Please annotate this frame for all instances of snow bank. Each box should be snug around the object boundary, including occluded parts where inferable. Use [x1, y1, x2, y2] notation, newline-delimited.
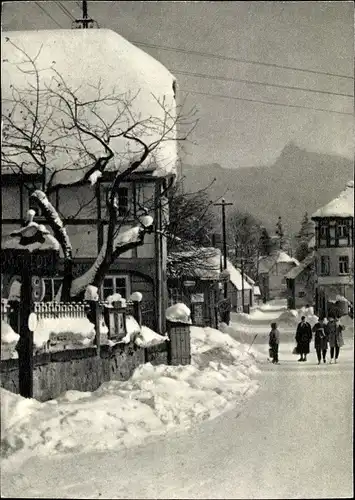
[1, 321, 19, 359]
[135, 326, 169, 348]
[32, 317, 107, 349]
[277, 308, 318, 327]
[1, 321, 19, 345]
[277, 309, 301, 326]
[1, 326, 259, 470]
[339, 315, 354, 329]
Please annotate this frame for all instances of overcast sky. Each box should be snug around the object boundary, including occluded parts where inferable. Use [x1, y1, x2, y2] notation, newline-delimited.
[2, 1, 354, 169]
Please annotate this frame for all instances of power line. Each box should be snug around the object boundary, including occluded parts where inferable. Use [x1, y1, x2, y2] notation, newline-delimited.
[56, 2, 76, 22]
[179, 89, 353, 116]
[131, 40, 354, 81]
[35, 2, 63, 28]
[170, 69, 353, 98]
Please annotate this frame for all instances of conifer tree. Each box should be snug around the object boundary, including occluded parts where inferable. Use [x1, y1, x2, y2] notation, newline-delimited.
[295, 212, 315, 261]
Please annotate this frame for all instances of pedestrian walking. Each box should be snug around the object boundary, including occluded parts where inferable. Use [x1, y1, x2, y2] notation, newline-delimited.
[312, 318, 328, 364]
[326, 317, 345, 364]
[269, 322, 280, 364]
[295, 315, 312, 362]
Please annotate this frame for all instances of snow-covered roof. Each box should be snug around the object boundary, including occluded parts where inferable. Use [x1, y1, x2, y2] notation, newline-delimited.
[258, 251, 299, 274]
[2, 29, 177, 184]
[285, 252, 315, 280]
[311, 181, 354, 219]
[169, 248, 252, 290]
[227, 260, 252, 291]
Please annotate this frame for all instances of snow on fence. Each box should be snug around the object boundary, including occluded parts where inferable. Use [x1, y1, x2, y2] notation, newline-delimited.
[1, 299, 145, 349]
[34, 302, 87, 320]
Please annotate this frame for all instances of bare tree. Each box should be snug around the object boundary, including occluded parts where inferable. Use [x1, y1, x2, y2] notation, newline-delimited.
[2, 38, 198, 301]
[164, 178, 221, 278]
[226, 210, 264, 280]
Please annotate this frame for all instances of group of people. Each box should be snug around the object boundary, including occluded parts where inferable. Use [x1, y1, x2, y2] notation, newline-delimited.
[268, 315, 345, 365]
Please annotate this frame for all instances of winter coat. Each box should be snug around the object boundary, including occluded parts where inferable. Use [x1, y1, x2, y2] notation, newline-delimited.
[296, 321, 312, 344]
[295, 321, 312, 354]
[269, 328, 280, 347]
[326, 322, 344, 348]
[312, 323, 328, 350]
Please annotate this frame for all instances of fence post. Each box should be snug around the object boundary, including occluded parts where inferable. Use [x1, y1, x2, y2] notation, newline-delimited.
[94, 301, 101, 356]
[17, 254, 34, 398]
[132, 300, 142, 328]
[130, 292, 143, 328]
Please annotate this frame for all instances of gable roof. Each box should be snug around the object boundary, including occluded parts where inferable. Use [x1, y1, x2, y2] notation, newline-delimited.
[285, 252, 315, 280]
[258, 251, 299, 274]
[311, 181, 354, 219]
[2, 29, 177, 184]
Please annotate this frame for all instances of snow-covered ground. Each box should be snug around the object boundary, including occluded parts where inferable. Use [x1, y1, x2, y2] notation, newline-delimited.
[1, 325, 260, 479]
[1, 299, 353, 498]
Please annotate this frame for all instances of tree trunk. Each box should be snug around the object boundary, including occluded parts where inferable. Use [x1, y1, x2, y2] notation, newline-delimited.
[30, 190, 73, 301]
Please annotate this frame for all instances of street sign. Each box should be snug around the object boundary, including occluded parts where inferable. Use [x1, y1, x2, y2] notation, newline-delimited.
[191, 293, 204, 303]
[0, 249, 59, 276]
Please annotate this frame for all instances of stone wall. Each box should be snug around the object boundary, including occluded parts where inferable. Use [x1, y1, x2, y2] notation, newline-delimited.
[1, 342, 147, 402]
[145, 341, 169, 365]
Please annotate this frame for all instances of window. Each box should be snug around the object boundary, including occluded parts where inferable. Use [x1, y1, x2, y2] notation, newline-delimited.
[318, 224, 328, 247]
[338, 224, 348, 238]
[298, 291, 306, 298]
[42, 278, 63, 302]
[168, 287, 185, 306]
[136, 184, 154, 213]
[339, 256, 349, 275]
[329, 222, 336, 246]
[102, 276, 129, 300]
[101, 185, 131, 217]
[319, 256, 330, 275]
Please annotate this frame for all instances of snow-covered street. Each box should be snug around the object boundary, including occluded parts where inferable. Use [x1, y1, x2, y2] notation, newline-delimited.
[1, 301, 353, 499]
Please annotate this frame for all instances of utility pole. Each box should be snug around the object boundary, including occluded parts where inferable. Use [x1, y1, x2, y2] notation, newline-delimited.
[214, 198, 233, 298]
[73, 1, 99, 29]
[82, 0, 88, 28]
[241, 256, 245, 310]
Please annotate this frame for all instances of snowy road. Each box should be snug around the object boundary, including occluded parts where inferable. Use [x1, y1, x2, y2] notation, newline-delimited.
[3, 334, 353, 499]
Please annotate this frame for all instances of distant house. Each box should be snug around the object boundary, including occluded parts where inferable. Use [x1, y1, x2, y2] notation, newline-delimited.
[311, 181, 354, 318]
[285, 252, 315, 309]
[258, 251, 299, 301]
[167, 248, 255, 327]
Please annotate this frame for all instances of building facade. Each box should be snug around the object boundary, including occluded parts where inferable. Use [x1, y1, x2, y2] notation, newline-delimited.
[285, 252, 315, 309]
[258, 251, 299, 301]
[311, 181, 354, 317]
[1, 171, 173, 332]
[1, 29, 178, 334]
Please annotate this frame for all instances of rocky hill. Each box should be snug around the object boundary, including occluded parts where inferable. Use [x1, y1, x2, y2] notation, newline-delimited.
[182, 143, 353, 234]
